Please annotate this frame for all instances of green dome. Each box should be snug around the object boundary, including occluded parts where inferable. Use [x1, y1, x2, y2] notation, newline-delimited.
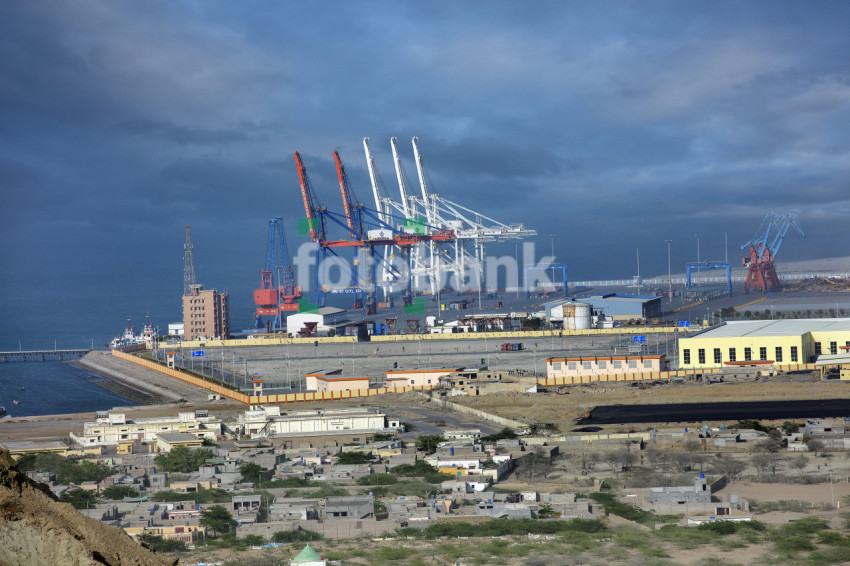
[292, 544, 322, 562]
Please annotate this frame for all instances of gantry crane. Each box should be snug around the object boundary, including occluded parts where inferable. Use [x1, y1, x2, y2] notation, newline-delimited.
[294, 150, 454, 313]
[741, 212, 805, 293]
[253, 217, 302, 330]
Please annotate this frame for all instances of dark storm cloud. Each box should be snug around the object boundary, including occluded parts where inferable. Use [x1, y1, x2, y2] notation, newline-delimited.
[2, 0, 850, 299]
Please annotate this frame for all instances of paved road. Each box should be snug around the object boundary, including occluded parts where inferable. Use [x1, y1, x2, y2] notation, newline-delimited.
[581, 398, 850, 424]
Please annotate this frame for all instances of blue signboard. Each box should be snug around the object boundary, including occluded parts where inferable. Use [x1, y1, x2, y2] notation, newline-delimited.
[192, 350, 204, 357]
[633, 336, 646, 343]
[678, 321, 691, 327]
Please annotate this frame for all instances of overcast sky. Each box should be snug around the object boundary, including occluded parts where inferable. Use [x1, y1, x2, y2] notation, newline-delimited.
[2, 1, 849, 340]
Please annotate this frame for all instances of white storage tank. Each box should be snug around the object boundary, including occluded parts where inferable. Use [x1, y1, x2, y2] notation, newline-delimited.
[562, 301, 592, 330]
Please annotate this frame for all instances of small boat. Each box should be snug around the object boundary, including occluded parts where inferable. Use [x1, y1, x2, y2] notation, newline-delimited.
[0, 407, 6, 417]
[19, 386, 25, 390]
[13, 400, 20, 405]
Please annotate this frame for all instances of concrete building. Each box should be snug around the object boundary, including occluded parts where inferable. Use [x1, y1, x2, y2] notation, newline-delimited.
[70, 411, 221, 447]
[677, 319, 850, 370]
[306, 374, 371, 394]
[385, 367, 461, 388]
[576, 293, 662, 321]
[236, 406, 401, 440]
[322, 496, 374, 520]
[436, 369, 538, 396]
[546, 354, 669, 382]
[286, 307, 348, 337]
[182, 284, 230, 341]
[648, 475, 711, 505]
[155, 433, 204, 453]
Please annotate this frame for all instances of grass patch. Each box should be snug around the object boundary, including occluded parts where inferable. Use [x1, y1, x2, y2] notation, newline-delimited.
[589, 492, 680, 527]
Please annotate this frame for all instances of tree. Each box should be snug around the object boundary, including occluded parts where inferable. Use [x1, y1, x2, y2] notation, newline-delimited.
[521, 450, 555, 479]
[751, 453, 780, 478]
[200, 505, 237, 538]
[154, 446, 214, 473]
[239, 463, 272, 487]
[101, 485, 140, 500]
[537, 503, 556, 518]
[415, 435, 445, 453]
[59, 488, 100, 509]
[336, 451, 374, 465]
[791, 454, 810, 476]
[804, 437, 825, 456]
[711, 456, 747, 481]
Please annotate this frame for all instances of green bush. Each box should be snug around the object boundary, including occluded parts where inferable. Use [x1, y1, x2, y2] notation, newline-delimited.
[149, 488, 232, 503]
[356, 473, 398, 486]
[271, 529, 323, 543]
[774, 535, 815, 553]
[101, 485, 140, 500]
[336, 451, 373, 465]
[154, 447, 214, 473]
[260, 477, 317, 488]
[138, 533, 187, 552]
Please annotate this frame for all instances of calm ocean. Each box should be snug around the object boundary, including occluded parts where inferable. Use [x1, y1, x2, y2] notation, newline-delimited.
[0, 360, 136, 418]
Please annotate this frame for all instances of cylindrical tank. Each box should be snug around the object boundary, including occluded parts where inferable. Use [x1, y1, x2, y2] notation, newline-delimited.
[562, 302, 592, 330]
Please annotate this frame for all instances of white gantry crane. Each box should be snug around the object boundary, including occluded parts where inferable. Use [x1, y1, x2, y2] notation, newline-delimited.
[361, 136, 536, 299]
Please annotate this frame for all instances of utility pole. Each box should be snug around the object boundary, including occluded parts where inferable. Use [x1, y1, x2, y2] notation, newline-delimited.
[694, 234, 701, 289]
[666, 240, 673, 303]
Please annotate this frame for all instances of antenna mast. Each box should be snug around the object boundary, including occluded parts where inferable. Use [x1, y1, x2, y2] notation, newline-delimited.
[183, 224, 197, 295]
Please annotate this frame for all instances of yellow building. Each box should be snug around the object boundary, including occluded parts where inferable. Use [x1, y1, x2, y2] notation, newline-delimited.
[678, 319, 850, 370]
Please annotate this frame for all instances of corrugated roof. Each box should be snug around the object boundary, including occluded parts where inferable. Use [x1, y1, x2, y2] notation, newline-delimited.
[682, 319, 850, 340]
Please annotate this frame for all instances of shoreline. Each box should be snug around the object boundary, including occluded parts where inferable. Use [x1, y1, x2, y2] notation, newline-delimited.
[71, 353, 181, 405]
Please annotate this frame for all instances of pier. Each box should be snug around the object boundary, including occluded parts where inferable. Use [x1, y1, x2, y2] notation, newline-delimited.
[0, 349, 91, 362]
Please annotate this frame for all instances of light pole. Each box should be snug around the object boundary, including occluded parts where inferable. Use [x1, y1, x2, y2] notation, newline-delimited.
[694, 234, 701, 288]
[549, 234, 555, 292]
[515, 241, 519, 299]
[724, 230, 728, 265]
[665, 240, 673, 303]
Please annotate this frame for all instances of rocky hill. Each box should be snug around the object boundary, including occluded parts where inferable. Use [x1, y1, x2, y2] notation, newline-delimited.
[0, 448, 176, 566]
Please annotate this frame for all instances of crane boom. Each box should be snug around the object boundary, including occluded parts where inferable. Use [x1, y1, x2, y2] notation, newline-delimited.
[334, 150, 362, 239]
[363, 137, 388, 224]
[294, 151, 324, 242]
[391, 137, 415, 219]
[412, 136, 436, 226]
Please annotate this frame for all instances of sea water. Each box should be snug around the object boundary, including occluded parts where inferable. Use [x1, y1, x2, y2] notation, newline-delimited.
[0, 360, 136, 418]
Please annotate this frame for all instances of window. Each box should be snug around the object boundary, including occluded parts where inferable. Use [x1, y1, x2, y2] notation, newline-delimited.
[714, 348, 722, 364]
[815, 342, 822, 355]
[729, 348, 736, 362]
[683, 349, 691, 364]
[613, 360, 622, 369]
[830, 341, 838, 354]
[698, 349, 706, 364]
[629, 360, 638, 369]
[568, 361, 577, 370]
[759, 347, 767, 361]
[583, 361, 592, 370]
[552, 362, 561, 370]
[644, 360, 652, 368]
[744, 348, 752, 361]
[598, 361, 607, 369]
[791, 346, 798, 362]
[775, 347, 783, 363]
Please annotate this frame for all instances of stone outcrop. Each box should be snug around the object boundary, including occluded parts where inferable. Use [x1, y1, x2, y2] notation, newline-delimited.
[0, 448, 176, 566]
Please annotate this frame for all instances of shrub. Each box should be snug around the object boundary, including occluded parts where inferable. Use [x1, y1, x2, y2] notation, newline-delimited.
[356, 473, 398, 486]
[101, 485, 140, 500]
[336, 451, 373, 465]
[271, 529, 323, 543]
[138, 533, 187, 552]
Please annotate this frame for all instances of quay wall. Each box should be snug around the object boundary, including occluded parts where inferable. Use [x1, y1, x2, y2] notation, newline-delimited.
[110, 349, 434, 406]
